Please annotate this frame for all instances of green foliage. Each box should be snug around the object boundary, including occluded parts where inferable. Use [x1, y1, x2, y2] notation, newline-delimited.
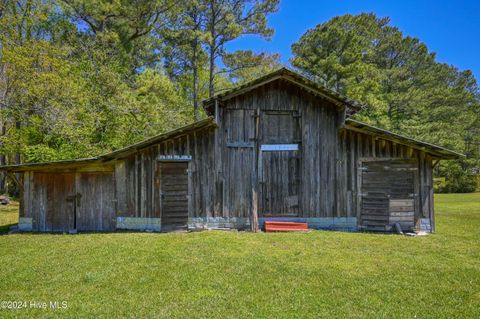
[436, 160, 478, 193]
[0, 0, 195, 168]
[162, 0, 280, 114]
[433, 177, 446, 192]
[61, 0, 178, 71]
[0, 39, 94, 159]
[203, 0, 279, 96]
[0, 0, 280, 172]
[122, 69, 192, 145]
[221, 50, 281, 86]
[291, 13, 480, 192]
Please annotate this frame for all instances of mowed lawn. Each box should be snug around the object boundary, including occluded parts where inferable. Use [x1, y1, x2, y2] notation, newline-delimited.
[0, 194, 479, 318]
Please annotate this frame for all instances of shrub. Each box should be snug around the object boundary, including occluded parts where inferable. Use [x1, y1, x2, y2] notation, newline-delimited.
[436, 161, 478, 193]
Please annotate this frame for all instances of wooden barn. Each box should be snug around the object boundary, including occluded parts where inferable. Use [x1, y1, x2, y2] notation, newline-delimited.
[1, 68, 462, 233]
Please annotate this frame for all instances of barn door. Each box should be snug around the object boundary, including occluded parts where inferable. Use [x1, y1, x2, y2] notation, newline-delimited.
[32, 173, 76, 232]
[32, 172, 115, 232]
[360, 160, 417, 231]
[76, 172, 116, 231]
[259, 111, 300, 217]
[159, 162, 189, 231]
[260, 147, 300, 216]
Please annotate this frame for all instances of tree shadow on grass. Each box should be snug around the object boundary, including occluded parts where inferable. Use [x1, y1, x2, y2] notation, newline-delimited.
[0, 223, 17, 235]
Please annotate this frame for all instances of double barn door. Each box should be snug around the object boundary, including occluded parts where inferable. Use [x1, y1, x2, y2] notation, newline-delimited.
[31, 172, 115, 232]
[258, 111, 301, 217]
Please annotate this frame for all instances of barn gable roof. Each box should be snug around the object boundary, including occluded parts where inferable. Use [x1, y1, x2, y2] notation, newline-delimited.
[0, 70, 464, 172]
[203, 67, 364, 115]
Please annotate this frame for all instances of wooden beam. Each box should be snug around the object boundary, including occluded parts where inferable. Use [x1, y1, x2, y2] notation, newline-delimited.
[251, 107, 260, 232]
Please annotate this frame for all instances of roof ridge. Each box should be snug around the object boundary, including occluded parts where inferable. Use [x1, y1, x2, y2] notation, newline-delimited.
[202, 67, 365, 113]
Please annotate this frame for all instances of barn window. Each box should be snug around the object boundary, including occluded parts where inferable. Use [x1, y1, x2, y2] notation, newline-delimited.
[262, 111, 300, 144]
[225, 109, 255, 147]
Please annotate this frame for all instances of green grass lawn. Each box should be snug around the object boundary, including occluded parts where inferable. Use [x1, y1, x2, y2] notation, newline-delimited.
[0, 194, 479, 318]
[0, 201, 18, 234]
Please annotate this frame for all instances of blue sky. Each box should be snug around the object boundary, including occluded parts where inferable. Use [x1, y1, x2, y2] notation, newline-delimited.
[226, 0, 480, 79]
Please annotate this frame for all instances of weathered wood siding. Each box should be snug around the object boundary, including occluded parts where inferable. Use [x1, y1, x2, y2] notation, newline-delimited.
[261, 150, 300, 216]
[215, 79, 343, 218]
[214, 79, 434, 225]
[114, 126, 216, 219]
[29, 172, 75, 232]
[20, 171, 115, 232]
[76, 172, 116, 231]
[342, 129, 434, 224]
[359, 159, 417, 231]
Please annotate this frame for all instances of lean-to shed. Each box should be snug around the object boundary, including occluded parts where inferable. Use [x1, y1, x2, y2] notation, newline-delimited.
[1, 68, 462, 233]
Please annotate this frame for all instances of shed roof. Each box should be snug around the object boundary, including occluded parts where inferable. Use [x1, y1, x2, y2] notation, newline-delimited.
[345, 119, 463, 159]
[203, 68, 364, 115]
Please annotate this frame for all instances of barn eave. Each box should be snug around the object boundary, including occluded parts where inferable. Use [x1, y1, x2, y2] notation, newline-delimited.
[345, 119, 464, 160]
[0, 157, 107, 172]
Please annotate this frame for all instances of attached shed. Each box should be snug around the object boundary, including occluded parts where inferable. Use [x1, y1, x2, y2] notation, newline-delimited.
[1, 68, 462, 233]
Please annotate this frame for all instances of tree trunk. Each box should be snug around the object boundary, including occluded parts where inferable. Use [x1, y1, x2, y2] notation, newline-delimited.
[192, 39, 199, 120]
[14, 120, 20, 197]
[0, 122, 6, 194]
[208, 0, 216, 98]
[209, 45, 215, 98]
[0, 62, 6, 194]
